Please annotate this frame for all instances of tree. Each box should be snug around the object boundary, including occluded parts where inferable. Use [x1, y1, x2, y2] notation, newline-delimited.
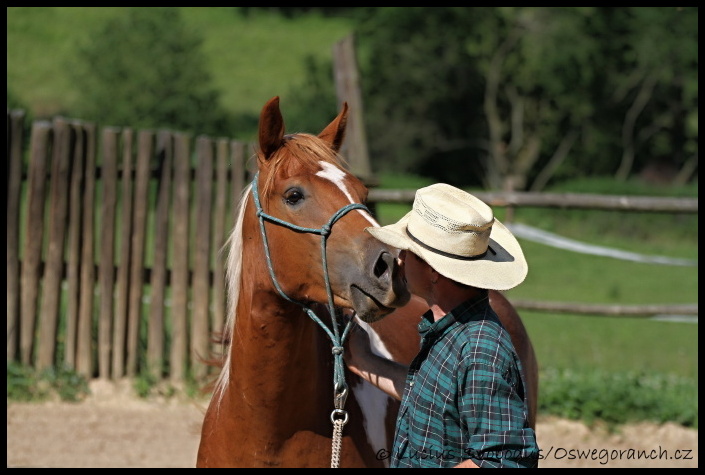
[354, 8, 602, 190]
[353, 7, 697, 189]
[464, 8, 604, 191]
[603, 7, 698, 182]
[70, 7, 232, 137]
[354, 7, 486, 184]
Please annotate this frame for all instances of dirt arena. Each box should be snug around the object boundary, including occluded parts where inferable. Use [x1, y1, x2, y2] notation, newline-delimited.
[6, 380, 698, 468]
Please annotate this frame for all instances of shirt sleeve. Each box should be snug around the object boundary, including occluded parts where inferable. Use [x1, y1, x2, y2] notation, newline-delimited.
[456, 328, 539, 468]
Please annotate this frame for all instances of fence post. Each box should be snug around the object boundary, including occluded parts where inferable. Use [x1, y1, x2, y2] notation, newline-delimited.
[503, 176, 516, 223]
[37, 118, 72, 370]
[64, 121, 87, 368]
[211, 138, 230, 355]
[230, 140, 247, 205]
[192, 136, 213, 380]
[147, 131, 173, 380]
[170, 133, 191, 383]
[113, 128, 134, 378]
[20, 121, 52, 366]
[98, 127, 119, 379]
[126, 130, 153, 377]
[76, 123, 97, 377]
[7, 110, 25, 362]
[333, 34, 376, 190]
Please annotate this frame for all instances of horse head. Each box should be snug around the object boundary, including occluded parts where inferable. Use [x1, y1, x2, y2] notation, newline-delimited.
[251, 96, 410, 322]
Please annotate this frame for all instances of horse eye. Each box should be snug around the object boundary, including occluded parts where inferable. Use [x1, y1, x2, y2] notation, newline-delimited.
[284, 189, 304, 205]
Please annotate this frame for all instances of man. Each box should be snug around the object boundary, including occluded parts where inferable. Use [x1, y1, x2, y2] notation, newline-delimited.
[345, 183, 539, 468]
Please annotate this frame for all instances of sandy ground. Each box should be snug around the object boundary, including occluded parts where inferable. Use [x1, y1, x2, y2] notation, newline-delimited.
[7, 380, 698, 468]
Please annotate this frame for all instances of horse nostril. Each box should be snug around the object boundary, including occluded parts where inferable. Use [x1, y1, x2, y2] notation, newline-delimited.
[373, 252, 390, 278]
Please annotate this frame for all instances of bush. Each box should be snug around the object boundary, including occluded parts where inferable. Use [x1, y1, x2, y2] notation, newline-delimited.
[70, 7, 233, 137]
[538, 367, 698, 430]
[7, 362, 90, 403]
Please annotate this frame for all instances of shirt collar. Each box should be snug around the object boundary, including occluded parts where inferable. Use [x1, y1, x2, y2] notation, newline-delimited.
[417, 290, 491, 341]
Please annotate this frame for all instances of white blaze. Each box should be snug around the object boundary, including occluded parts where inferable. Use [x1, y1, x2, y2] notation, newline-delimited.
[315, 161, 379, 227]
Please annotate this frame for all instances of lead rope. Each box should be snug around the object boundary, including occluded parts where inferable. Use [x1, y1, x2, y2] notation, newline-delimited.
[251, 173, 367, 468]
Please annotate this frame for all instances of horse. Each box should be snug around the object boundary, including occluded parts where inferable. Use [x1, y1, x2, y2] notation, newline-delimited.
[196, 97, 538, 468]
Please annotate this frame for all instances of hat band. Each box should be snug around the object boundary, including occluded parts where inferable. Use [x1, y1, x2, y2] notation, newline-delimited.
[406, 228, 495, 261]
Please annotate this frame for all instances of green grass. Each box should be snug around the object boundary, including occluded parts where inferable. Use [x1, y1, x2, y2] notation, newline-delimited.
[7, 7, 353, 137]
[522, 312, 697, 379]
[184, 7, 352, 125]
[505, 239, 697, 305]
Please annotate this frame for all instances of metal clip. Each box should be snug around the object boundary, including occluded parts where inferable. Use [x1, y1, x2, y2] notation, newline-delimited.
[334, 385, 348, 410]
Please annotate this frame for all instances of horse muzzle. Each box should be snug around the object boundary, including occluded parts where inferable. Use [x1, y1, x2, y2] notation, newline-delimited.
[347, 249, 411, 323]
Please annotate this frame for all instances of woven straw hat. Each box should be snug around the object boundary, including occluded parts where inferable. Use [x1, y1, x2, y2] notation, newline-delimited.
[366, 183, 528, 290]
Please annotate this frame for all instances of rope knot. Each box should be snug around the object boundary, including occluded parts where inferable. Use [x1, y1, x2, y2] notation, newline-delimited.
[321, 224, 331, 236]
[331, 345, 344, 355]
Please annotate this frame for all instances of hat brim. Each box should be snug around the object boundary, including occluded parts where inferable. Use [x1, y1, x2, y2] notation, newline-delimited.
[366, 212, 527, 290]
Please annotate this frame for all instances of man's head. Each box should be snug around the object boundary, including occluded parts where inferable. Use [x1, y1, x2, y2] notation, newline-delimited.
[366, 183, 527, 291]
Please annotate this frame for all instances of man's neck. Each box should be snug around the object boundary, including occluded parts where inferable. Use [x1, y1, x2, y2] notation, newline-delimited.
[428, 278, 485, 322]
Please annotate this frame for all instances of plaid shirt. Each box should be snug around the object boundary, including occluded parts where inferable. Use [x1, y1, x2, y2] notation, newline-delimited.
[390, 292, 539, 468]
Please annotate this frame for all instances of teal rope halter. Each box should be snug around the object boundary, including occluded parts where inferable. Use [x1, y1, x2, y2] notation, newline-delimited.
[250, 171, 370, 423]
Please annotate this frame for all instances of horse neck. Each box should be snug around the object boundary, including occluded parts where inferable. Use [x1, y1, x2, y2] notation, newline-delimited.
[224, 223, 335, 423]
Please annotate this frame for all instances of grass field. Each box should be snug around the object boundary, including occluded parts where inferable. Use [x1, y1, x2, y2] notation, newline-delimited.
[520, 311, 697, 379]
[7, 7, 353, 133]
[516, 245, 698, 382]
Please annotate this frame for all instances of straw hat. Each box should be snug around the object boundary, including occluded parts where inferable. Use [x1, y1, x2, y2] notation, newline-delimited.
[366, 183, 527, 290]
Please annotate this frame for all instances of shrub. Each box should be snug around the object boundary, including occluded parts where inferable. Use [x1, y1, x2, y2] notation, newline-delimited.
[7, 362, 90, 403]
[538, 367, 698, 430]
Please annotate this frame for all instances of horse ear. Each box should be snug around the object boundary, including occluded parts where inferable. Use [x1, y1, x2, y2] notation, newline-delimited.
[258, 96, 286, 162]
[318, 102, 348, 153]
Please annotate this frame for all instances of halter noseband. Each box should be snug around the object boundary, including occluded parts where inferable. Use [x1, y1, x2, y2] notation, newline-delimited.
[250, 171, 370, 432]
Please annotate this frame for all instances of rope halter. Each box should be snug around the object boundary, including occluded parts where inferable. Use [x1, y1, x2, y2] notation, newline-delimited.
[250, 171, 371, 467]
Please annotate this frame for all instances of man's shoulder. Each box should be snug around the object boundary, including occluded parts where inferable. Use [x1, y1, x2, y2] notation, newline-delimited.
[452, 314, 518, 363]
[456, 308, 505, 339]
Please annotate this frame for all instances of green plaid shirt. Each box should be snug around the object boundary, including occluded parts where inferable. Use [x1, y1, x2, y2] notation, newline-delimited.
[391, 292, 539, 468]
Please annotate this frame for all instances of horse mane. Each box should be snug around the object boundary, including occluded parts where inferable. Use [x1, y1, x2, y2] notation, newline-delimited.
[210, 183, 249, 405]
[210, 132, 348, 406]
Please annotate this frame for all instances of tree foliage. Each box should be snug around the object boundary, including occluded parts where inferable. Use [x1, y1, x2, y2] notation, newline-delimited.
[602, 8, 699, 183]
[344, 7, 698, 189]
[352, 8, 486, 185]
[61, 7, 697, 189]
[70, 7, 232, 137]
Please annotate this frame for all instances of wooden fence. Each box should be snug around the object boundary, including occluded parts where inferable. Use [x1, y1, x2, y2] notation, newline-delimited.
[7, 111, 253, 382]
[6, 110, 698, 382]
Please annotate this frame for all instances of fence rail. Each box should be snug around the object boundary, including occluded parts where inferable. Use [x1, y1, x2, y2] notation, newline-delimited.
[369, 189, 698, 213]
[509, 300, 698, 317]
[6, 110, 698, 382]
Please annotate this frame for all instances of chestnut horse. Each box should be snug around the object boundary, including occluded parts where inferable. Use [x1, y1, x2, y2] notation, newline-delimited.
[196, 97, 537, 468]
